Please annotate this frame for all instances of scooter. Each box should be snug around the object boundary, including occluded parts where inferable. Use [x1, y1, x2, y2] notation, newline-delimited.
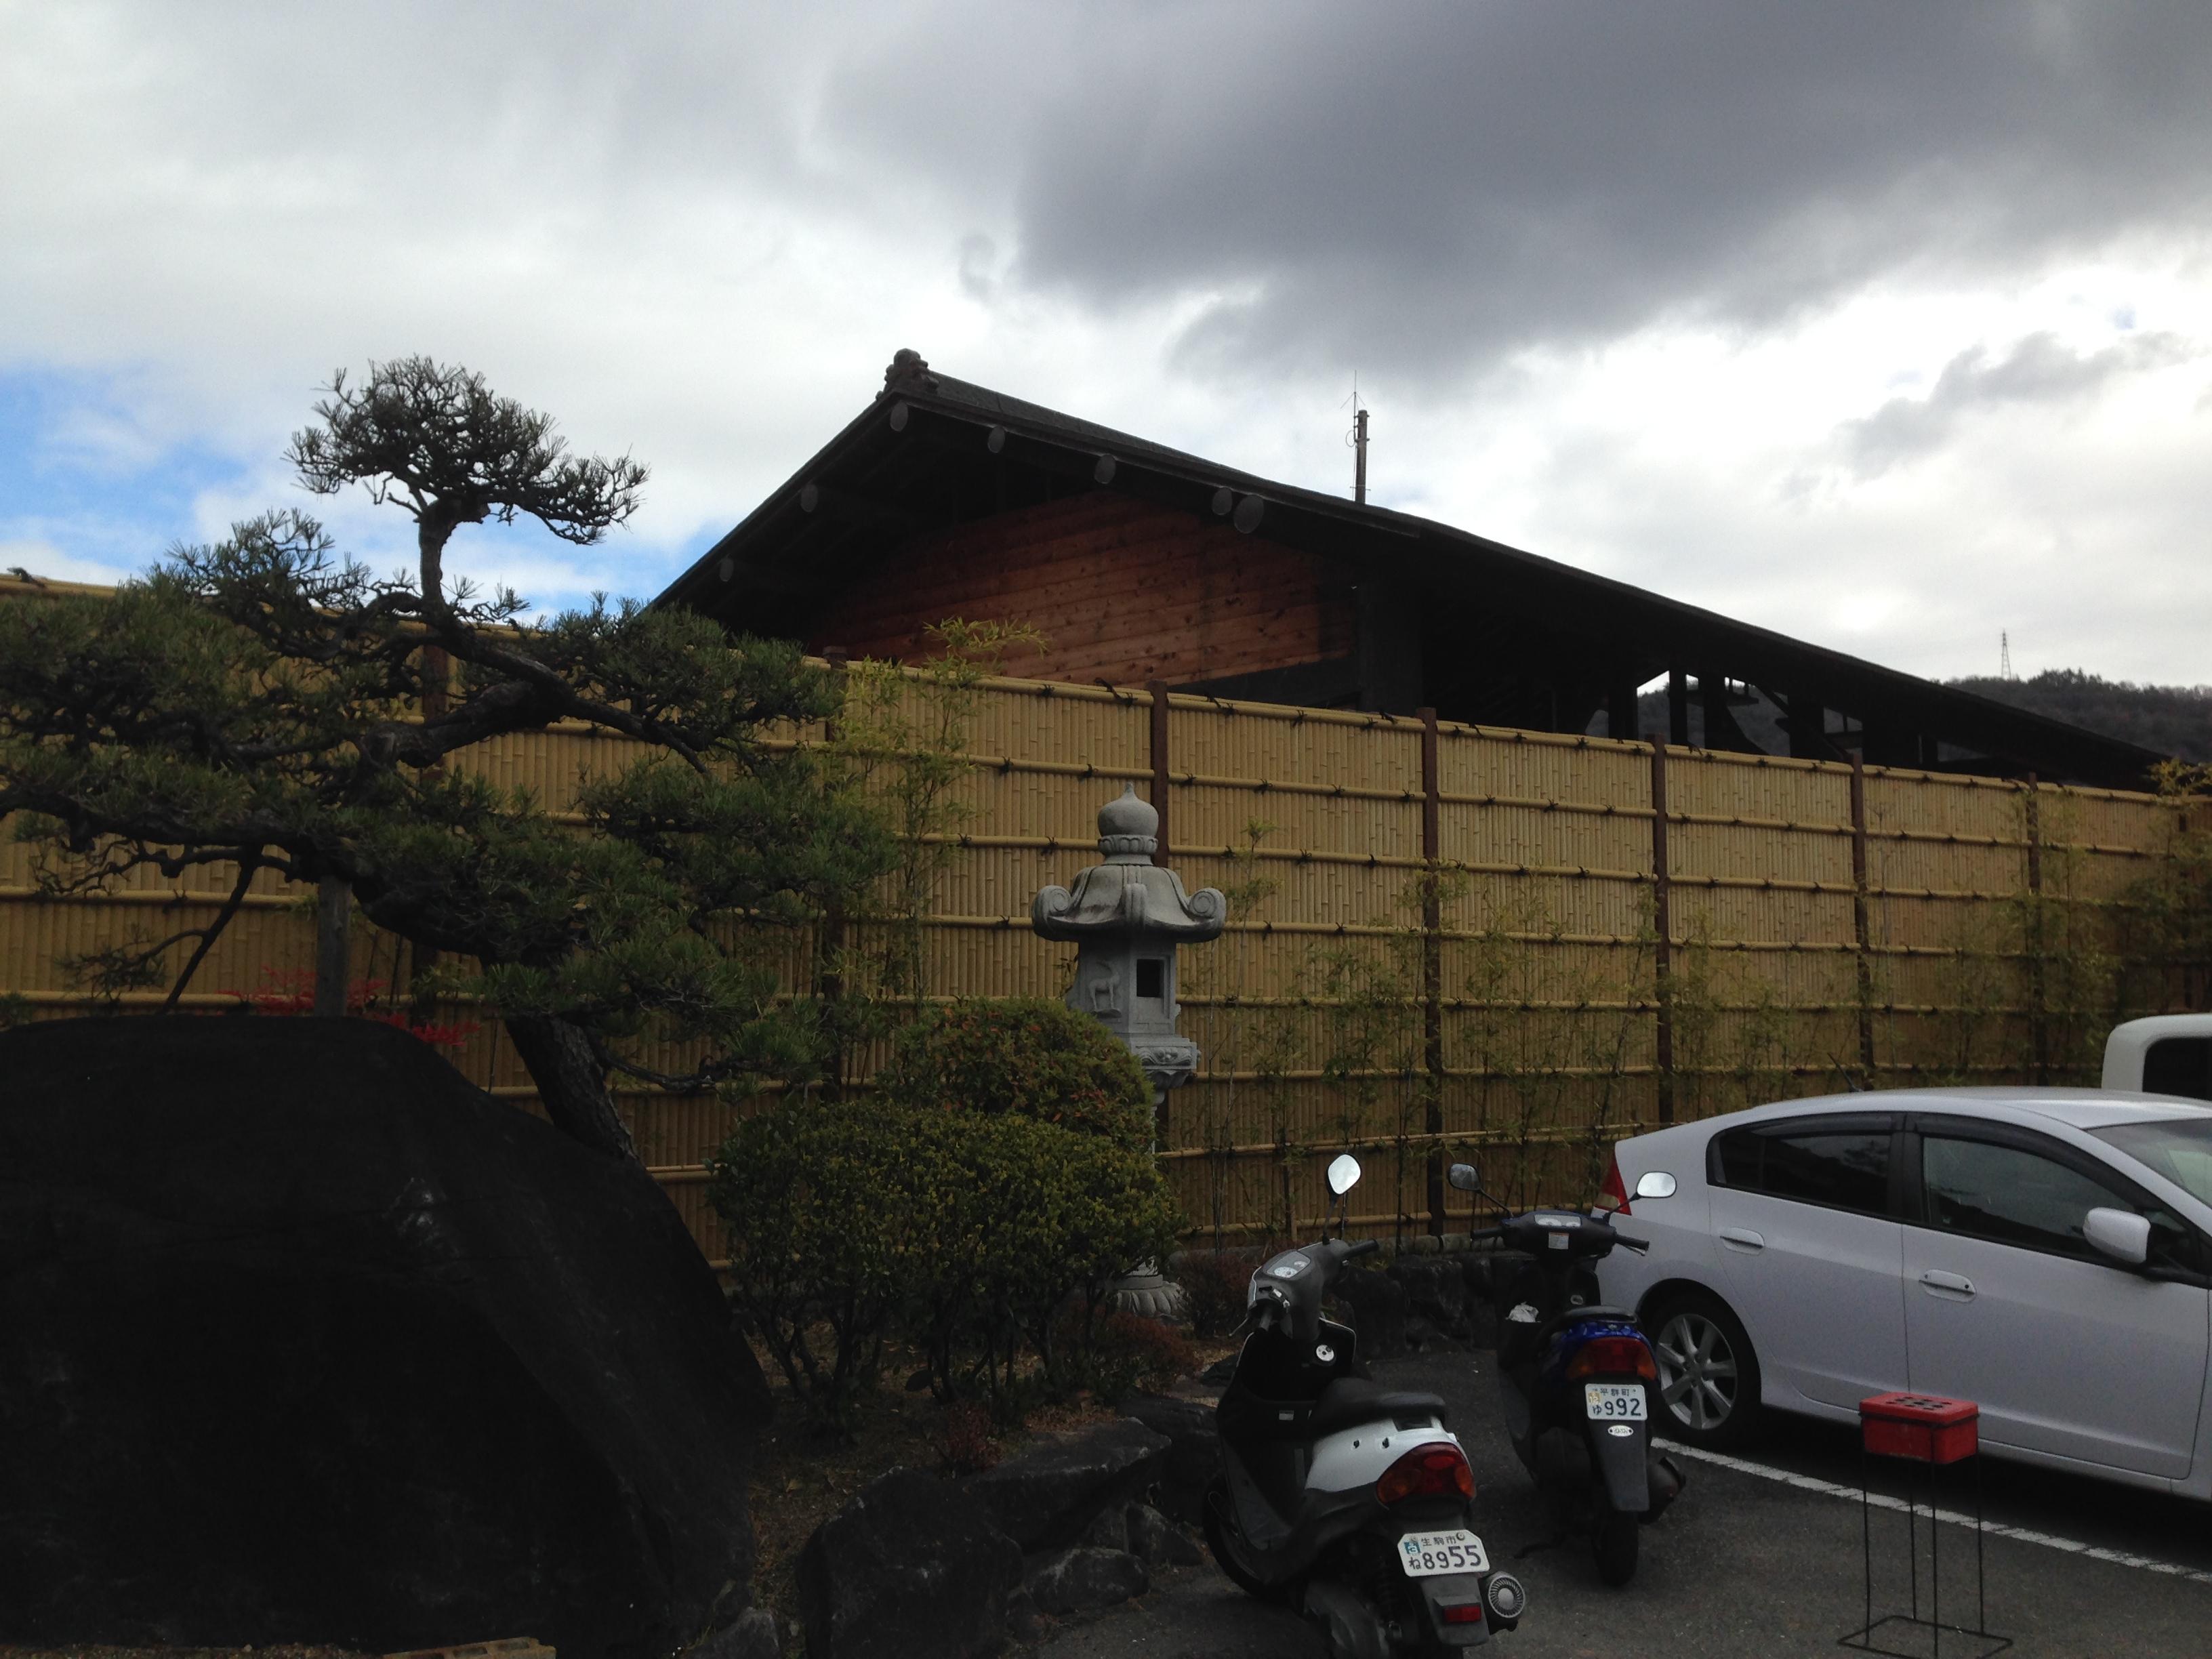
[1448, 1162, 1685, 1586]
[1204, 1154, 1528, 1656]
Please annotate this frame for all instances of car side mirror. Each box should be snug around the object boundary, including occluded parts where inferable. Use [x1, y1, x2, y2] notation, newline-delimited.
[2084, 1206, 2151, 1267]
[1633, 1171, 1677, 1200]
[1448, 1162, 1481, 1193]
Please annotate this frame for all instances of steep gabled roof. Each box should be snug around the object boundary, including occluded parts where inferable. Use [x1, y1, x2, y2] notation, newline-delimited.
[657, 352, 2165, 788]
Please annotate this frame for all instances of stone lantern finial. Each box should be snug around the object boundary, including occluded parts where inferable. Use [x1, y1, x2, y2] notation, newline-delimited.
[1096, 785, 1158, 861]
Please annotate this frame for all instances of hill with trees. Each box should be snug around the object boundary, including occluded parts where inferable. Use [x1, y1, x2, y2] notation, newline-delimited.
[1947, 670, 2212, 764]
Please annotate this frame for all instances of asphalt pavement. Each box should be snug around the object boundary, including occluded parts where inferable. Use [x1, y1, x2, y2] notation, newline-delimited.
[1040, 1351, 2211, 1659]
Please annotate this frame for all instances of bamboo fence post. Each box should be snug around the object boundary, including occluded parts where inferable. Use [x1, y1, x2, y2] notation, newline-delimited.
[1148, 680, 1172, 866]
[2025, 773, 2047, 1084]
[1850, 756, 1877, 1081]
[1650, 739, 1675, 1124]
[1420, 706, 1446, 1237]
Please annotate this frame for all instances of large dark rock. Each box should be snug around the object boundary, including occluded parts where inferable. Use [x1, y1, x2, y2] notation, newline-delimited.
[0, 1017, 769, 1659]
[1116, 1393, 1218, 1525]
[691, 1607, 783, 1659]
[1021, 1547, 1147, 1616]
[964, 1419, 1170, 1553]
[796, 1469, 1021, 1659]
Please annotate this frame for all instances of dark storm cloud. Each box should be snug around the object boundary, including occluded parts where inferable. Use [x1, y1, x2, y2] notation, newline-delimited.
[1842, 331, 2200, 476]
[834, 2, 2212, 390]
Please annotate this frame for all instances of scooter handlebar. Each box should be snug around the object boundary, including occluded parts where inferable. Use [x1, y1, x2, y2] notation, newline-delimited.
[1345, 1238, 1381, 1259]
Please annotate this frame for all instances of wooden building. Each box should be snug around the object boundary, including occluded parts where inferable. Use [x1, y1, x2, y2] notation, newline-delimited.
[658, 351, 2165, 789]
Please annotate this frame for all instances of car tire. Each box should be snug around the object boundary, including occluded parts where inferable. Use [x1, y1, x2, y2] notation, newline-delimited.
[1643, 1288, 1760, 1450]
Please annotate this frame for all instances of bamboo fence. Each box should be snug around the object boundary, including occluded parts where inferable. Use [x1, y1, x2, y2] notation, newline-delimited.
[1, 647, 2197, 1262]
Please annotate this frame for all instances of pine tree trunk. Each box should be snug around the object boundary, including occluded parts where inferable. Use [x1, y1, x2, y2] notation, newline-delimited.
[504, 1013, 640, 1164]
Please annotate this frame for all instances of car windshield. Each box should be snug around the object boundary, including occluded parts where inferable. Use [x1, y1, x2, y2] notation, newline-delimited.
[2088, 1117, 2212, 1208]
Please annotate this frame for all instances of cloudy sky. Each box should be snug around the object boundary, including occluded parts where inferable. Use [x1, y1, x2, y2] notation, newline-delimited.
[4, 1, 2209, 685]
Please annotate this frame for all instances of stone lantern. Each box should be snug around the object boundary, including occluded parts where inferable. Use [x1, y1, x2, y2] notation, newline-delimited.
[1033, 787, 1225, 1317]
[1031, 787, 1227, 1113]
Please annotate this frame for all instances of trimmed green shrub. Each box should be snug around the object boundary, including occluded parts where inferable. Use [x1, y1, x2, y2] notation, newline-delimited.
[876, 996, 1154, 1151]
[905, 1109, 1181, 1404]
[710, 1089, 1183, 1430]
[708, 1099, 939, 1431]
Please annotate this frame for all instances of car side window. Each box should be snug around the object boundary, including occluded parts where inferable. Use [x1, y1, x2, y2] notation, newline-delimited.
[1921, 1135, 2193, 1267]
[2143, 1036, 2212, 1103]
[1714, 1126, 1890, 1216]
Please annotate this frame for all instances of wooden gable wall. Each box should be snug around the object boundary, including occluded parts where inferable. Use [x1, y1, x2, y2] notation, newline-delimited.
[806, 492, 1355, 687]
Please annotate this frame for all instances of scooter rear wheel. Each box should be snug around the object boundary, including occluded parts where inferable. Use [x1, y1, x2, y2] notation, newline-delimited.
[1201, 1477, 1294, 1604]
[1593, 1507, 1639, 1586]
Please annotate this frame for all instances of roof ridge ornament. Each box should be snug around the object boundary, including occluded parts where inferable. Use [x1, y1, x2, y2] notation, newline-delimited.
[883, 347, 939, 395]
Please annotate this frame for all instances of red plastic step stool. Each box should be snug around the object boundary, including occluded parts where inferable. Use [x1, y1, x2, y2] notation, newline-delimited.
[1841, 1393, 2009, 1658]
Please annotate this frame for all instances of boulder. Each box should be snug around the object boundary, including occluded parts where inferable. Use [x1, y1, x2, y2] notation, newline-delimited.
[1329, 1264, 1408, 1355]
[1002, 1585, 1052, 1644]
[965, 1419, 1170, 1553]
[691, 1607, 782, 1659]
[796, 1469, 1021, 1659]
[1116, 1393, 1218, 1525]
[0, 1017, 769, 1659]
[1022, 1547, 1148, 1615]
[1387, 1256, 1478, 1345]
[1124, 1503, 1202, 1568]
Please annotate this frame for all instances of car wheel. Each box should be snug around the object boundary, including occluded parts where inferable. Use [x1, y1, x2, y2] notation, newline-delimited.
[1644, 1290, 1760, 1449]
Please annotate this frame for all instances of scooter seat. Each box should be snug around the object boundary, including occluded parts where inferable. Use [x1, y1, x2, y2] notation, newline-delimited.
[1309, 1378, 1450, 1439]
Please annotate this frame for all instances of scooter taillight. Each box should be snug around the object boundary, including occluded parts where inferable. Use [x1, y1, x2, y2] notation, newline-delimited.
[1376, 1442, 1475, 1505]
[1565, 1334, 1658, 1382]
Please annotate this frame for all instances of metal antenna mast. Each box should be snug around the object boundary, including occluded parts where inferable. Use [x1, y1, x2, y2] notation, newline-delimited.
[1343, 375, 1369, 504]
[2001, 632, 2013, 680]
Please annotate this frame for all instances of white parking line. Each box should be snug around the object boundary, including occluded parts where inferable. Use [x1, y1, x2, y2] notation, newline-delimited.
[1654, 1439, 2212, 1587]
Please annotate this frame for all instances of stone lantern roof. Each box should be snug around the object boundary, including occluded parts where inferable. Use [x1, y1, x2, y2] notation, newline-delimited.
[1031, 787, 1227, 941]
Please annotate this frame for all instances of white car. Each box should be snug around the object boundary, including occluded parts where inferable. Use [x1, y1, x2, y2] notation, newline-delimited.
[1595, 1088, 2212, 1498]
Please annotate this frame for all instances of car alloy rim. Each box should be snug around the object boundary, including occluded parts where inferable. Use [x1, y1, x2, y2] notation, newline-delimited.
[1654, 1311, 1738, 1433]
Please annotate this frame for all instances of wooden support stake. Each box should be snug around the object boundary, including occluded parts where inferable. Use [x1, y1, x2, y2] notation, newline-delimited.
[314, 876, 351, 1018]
[409, 647, 451, 1025]
[1148, 680, 1172, 866]
[1650, 739, 1675, 1124]
[1849, 756, 1877, 1080]
[1420, 706, 1446, 1237]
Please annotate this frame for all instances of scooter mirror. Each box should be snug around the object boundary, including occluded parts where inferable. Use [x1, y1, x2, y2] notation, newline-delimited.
[1447, 1162, 1481, 1193]
[1326, 1153, 1362, 1196]
[1633, 1170, 1677, 1200]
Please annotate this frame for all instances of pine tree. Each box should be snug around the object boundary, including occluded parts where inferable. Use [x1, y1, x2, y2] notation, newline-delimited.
[0, 358, 894, 1162]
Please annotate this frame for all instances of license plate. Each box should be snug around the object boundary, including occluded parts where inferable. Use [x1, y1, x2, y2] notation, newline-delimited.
[1585, 1382, 1646, 1421]
[1397, 1528, 1489, 1578]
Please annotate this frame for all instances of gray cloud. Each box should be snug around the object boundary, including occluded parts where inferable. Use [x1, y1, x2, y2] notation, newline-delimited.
[823, 2, 2212, 391]
[5, 1, 2212, 683]
[1842, 331, 2200, 476]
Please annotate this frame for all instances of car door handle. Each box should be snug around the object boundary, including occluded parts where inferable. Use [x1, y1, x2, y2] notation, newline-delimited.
[1718, 1227, 1765, 1252]
[1919, 1270, 1975, 1300]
